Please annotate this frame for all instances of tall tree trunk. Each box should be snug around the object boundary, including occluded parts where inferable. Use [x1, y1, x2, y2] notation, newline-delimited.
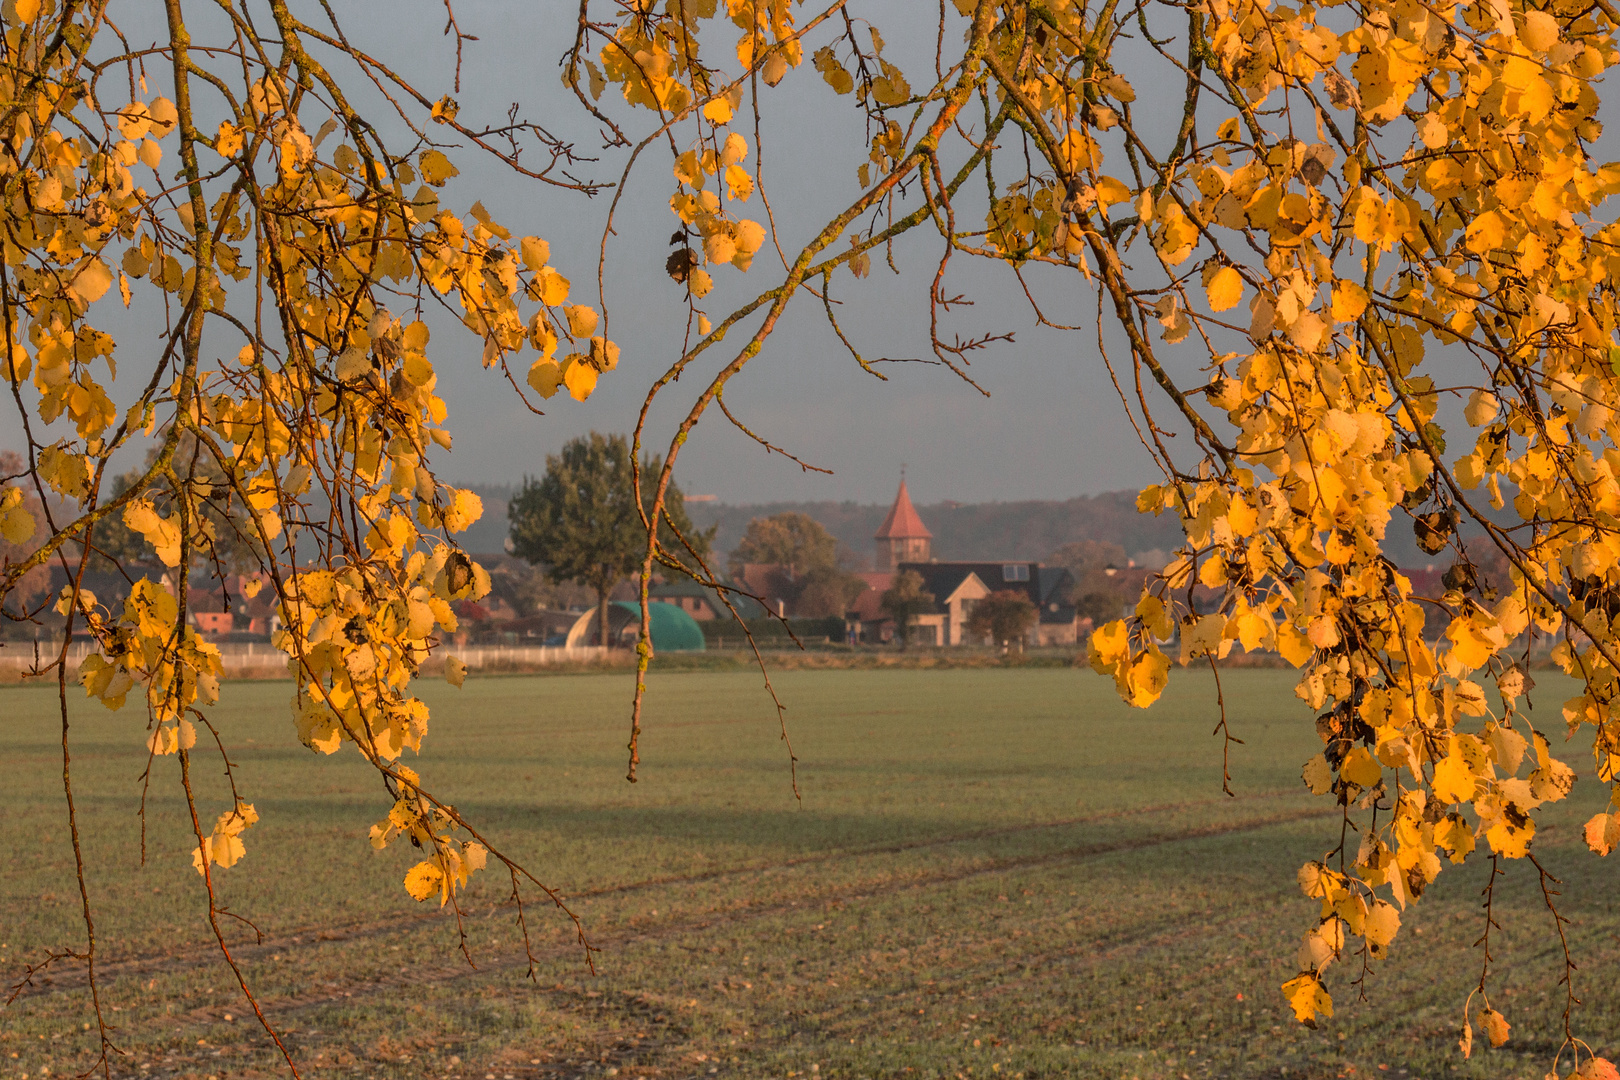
[597, 586, 611, 648]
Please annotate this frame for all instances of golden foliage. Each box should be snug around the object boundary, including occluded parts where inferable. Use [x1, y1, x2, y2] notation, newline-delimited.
[7, 0, 1620, 1073]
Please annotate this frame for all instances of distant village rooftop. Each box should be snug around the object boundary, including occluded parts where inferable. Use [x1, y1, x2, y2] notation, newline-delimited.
[874, 479, 932, 571]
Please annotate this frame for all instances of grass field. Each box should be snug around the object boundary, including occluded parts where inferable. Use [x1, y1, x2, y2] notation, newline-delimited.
[1, 668, 1616, 1080]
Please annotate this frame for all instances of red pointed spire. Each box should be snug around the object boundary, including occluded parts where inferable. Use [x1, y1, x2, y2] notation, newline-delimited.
[875, 480, 932, 540]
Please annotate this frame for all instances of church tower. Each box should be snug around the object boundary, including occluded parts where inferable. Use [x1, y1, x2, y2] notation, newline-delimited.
[875, 478, 932, 571]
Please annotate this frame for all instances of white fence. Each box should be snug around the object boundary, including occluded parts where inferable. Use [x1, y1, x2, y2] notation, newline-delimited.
[1, 642, 613, 673]
[438, 644, 612, 668]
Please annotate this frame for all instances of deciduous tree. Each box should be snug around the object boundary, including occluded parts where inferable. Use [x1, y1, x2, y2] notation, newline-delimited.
[6, 0, 1620, 1071]
[507, 432, 705, 646]
[880, 570, 935, 650]
[730, 511, 862, 617]
[730, 511, 841, 578]
[964, 589, 1037, 649]
[1048, 540, 1130, 628]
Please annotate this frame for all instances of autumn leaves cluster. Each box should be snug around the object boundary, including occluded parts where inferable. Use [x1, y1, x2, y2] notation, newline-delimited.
[0, 4, 623, 909]
[1038, 0, 1620, 1054]
[10, 0, 1620, 1069]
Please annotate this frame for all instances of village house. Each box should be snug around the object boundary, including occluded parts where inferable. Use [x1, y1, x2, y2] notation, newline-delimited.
[648, 575, 766, 621]
[184, 572, 281, 640]
[850, 480, 1080, 646]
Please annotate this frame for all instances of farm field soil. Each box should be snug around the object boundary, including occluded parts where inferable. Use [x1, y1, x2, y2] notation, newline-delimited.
[1, 668, 1616, 1080]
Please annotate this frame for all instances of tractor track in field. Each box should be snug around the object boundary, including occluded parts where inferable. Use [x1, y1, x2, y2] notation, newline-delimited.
[5, 788, 1324, 1007]
[162, 802, 1338, 1028]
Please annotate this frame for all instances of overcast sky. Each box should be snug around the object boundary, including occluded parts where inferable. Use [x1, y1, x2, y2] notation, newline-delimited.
[3, 2, 1203, 506]
[401, 2, 1186, 505]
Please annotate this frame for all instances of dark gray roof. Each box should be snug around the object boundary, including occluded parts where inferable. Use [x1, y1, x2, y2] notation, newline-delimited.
[896, 561, 1077, 623]
[649, 576, 766, 619]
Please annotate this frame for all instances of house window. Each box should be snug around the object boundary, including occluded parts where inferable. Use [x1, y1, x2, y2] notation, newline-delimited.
[1002, 564, 1029, 582]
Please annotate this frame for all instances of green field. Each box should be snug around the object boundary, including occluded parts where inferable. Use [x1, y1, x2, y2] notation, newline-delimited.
[1, 668, 1616, 1080]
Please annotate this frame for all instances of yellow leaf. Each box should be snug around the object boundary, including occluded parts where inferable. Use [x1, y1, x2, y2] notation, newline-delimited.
[1340, 747, 1382, 789]
[1521, 10, 1559, 51]
[565, 305, 598, 337]
[403, 353, 435, 386]
[1232, 608, 1270, 651]
[1135, 593, 1173, 638]
[1281, 973, 1332, 1025]
[443, 489, 482, 533]
[533, 267, 570, 306]
[520, 236, 550, 271]
[1095, 176, 1131, 206]
[445, 655, 467, 687]
[589, 337, 620, 373]
[1415, 112, 1448, 150]
[148, 96, 178, 136]
[209, 832, 246, 870]
[1101, 73, 1136, 101]
[1207, 266, 1243, 312]
[1087, 619, 1130, 673]
[404, 861, 445, 903]
[704, 230, 737, 265]
[296, 701, 343, 755]
[1302, 753, 1334, 795]
[1445, 616, 1498, 670]
[1331, 281, 1368, 322]
[1585, 812, 1620, 855]
[1432, 751, 1478, 804]
[1307, 616, 1341, 649]
[703, 94, 736, 122]
[1276, 622, 1314, 667]
[1, 502, 34, 543]
[68, 259, 113, 307]
[725, 163, 754, 202]
[117, 102, 152, 140]
[1436, 812, 1476, 862]
[1465, 211, 1505, 254]
[1480, 1007, 1510, 1048]
[1464, 390, 1498, 426]
[563, 355, 598, 401]
[419, 149, 458, 186]
[1485, 807, 1535, 858]
[1363, 899, 1400, 949]
[1121, 646, 1169, 707]
[215, 120, 243, 157]
[123, 500, 181, 566]
[527, 359, 564, 398]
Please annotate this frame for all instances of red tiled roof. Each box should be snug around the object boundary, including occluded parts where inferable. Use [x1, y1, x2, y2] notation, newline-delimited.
[849, 571, 893, 621]
[874, 480, 932, 540]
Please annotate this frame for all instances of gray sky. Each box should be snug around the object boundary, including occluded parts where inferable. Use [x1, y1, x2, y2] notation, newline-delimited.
[402, 2, 1175, 505]
[2, 2, 1196, 507]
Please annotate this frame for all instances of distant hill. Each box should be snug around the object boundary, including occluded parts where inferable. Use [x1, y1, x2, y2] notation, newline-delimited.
[688, 492, 1187, 569]
[459, 486, 1186, 566]
[463, 485, 1440, 570]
